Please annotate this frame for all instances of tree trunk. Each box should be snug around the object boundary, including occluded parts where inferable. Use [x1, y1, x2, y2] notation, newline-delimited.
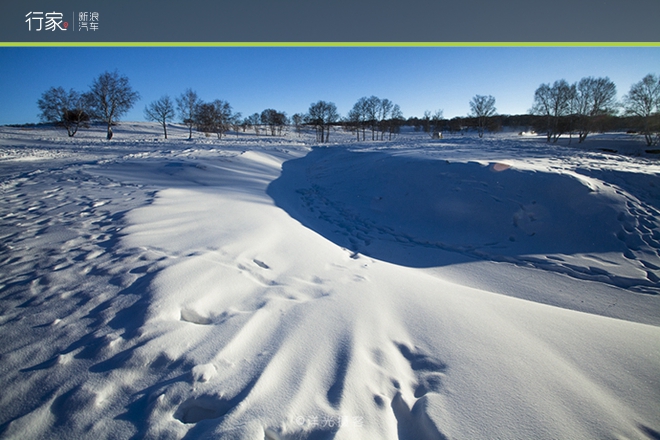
[578, 132, 588, 143]
[645, 133, 653, 146]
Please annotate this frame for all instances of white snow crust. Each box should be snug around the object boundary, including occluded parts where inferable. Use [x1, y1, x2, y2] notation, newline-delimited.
[0, 123, 659, 439]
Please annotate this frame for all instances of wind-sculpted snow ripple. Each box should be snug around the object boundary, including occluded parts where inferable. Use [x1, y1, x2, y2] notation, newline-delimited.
[0, 163, 161, 438]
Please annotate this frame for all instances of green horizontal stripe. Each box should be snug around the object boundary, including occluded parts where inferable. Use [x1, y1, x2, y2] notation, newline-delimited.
[1, 41, 659, 47]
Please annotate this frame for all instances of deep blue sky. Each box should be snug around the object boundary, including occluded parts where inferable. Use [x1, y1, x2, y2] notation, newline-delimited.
[0, 47, 658, 125]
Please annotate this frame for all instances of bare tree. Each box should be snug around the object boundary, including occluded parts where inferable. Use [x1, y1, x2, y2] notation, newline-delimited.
[176, 89, 202, 140]
[421, 110, 432, 133]
[308, 100, 339, 143]
[421, 109, 444, 136]
[531, 80, 575, 142]
[260, 109, 288, 136]
[291, 113, 305, 136]
[239, 116, 251, 133]
[345, 97, 403, 141]
[431, 110, 444, 135]
[260, 109, 275, 135]
[144, 95, 175, 139]
[194, 103, 215, 137]
[574, 77, 617, 143]
[212, 100, 234, 139]
[386, 104, 404, 140]
[623, 74, 660, 146]
[378, 98, 394, 140]
[469, 95, 497, 138]
[37, 86, 90, 137]
[347, 97, 369, 141]
[88, 71, 140, 140]
[247, 113, 261, 135]
[231, 111, 242, 136]
[195, 99, 234, 139]
[275, 111, 288, 136]
[363, 96, 381, 140]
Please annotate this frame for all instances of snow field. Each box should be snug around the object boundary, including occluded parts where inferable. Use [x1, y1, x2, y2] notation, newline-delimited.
[0, 123, 659, 439]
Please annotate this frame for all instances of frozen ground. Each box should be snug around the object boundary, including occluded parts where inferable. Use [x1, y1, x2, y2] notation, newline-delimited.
[0, 123, 659, 439]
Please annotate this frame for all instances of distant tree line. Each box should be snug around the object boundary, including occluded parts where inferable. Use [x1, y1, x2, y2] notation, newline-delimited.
[408, 110, 444, 136]
[38, 72, 660, 145]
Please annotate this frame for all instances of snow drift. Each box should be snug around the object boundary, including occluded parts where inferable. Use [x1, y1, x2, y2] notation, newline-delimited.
[268, 147, 660, 286]
[0, 124, 659, 439]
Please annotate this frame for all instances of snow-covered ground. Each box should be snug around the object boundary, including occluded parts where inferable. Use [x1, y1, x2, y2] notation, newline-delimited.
[1, 123, 659, 439]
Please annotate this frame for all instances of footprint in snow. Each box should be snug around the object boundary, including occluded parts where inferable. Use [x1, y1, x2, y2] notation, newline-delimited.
[253, 259, 270, 269]
[180, 308, 213, 325]
[389, 343, 449, 439]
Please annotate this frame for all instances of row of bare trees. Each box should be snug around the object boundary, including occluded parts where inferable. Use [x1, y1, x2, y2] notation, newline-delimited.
[307, 101, 338, 142]
[29, 70, 517, 144]
[156, 89, 239, 140]
[38, 71, 660, 145]
[164, 90, 293, 140]
[531, 77, 617, 143]
[345, 96, 404, 141]
[38, 78, 245, 141]
[146, 92, 494, 143]
[531, 74, 660, 145]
